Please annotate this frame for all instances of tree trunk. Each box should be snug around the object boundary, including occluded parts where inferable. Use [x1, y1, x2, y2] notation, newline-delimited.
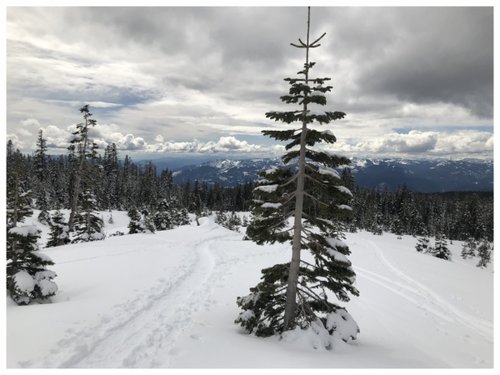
[283, 6, 311, 331]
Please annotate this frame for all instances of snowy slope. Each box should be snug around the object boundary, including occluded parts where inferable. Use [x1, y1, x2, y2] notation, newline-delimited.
[7, 212, 493, 368]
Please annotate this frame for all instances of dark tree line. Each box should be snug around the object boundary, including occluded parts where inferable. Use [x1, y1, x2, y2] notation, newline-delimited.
[347, 184, 493, 242]
[7, 135, 493, 244]
[7, 139, 254, 216]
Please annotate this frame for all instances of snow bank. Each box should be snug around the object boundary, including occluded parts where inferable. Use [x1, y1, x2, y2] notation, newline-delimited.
[6, 212, 494, 368]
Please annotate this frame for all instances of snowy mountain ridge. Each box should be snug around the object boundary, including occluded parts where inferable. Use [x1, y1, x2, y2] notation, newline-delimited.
[171, 157, 493, 192]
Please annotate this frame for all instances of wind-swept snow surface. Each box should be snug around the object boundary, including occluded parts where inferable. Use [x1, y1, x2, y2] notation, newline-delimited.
[7, 213, 493, 368]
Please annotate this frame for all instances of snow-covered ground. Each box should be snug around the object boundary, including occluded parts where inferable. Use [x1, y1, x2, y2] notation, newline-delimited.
[7, 211, 493, 368]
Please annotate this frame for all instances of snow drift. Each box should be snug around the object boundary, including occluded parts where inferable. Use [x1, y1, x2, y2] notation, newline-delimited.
[6, 211, 493, 368]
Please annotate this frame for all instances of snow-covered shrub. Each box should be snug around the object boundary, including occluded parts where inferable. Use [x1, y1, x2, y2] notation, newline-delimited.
[173, 208, 190, 226]
[476, 240, 492, 268]
[428, 233, 451, 260]
[461, 237, 477, 259]
[7, 225, 58, 305]
[154, 199, 174, 231]
[72, 190, 105, 243]
[215, 211, 241, 232]
[143, 210, 156, 233]
[128, 207, 145, 234]
[415, 236, 430, 253]
[46, 210, 70, 247]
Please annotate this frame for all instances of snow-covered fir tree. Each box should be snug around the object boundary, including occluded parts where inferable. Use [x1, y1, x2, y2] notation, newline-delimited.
[46, 209, 70, 248]
[236, 8, 359, 344]
[143, 209, 156, 233]
[242, 215, 249, 227]
[476, 239, 492, 268]
[226, 212, 242, 231]
[128, 207, 145, 234]
[415, 236, 430, 253]
[154, 199, 173, 231]
[7, 180, 57, 305]
[215, 210, 226, 225]
[33, 130, 52, 225]
[67, 105, 98, 231]
[72, 189, 105, 243]
[174, 208, 190, 226]
[461, 237, 477, 259]
[429, 233, 451, 260]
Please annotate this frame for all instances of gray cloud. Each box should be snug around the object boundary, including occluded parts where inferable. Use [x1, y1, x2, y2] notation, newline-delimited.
[6, 6, 493, 159]
[351, 8, 493, 118]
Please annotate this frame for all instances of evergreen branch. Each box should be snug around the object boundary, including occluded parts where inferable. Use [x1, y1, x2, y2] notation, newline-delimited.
[310, 32, 326, 47]
[300, 259, 317, 268]
[284, 78, 306, 83]
[281, 174, 299, 188]
[304, 173, 329, 187]
[304, 192, 330, 208]
[262, 129, 297, 140]
[297, 284, 330, 309]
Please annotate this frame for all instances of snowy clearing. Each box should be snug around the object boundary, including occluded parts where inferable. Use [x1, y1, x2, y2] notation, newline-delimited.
[7, 211, 493, 368]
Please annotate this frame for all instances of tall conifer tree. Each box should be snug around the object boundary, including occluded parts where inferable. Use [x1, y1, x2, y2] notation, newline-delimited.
[236, 7, 359, 343]
[68, 105, 97, 230]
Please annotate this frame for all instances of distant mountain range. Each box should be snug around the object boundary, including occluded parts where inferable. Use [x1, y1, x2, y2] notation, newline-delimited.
[166, 157, 493, 193]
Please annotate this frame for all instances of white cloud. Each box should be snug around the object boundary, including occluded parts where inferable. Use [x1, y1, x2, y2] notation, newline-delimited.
[325, 130, 493, 159]
[149, 136, 264, 154]
[356, 130, 438, 154]
[434, 131, 494, 156]
[43, 125, 73, 148]
[45, 100, 123, 109]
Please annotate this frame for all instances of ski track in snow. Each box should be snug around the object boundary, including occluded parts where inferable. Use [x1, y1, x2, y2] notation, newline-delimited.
[13, 224, 492, 368]
[24, 225, 237, 368]
[354, 241, 492, 343]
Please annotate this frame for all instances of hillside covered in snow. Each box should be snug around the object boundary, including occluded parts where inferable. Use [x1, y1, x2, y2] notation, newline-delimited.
[170, 158, 493, 192]
[6, 211, 493, 368]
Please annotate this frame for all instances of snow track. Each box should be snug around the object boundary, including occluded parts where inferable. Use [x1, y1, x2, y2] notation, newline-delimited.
[8, 218, 493, 368]
[353, 240, 493, 344]
[25, 223, 233, 368]
[368, 241, 493, 342]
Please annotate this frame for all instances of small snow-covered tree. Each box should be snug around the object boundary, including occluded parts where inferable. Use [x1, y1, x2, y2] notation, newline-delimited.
[72, 189, 105, 243]
[46, 210, 70, 247]
[242, 215, 249, 227]
[33, 130, 52, 225]
[143, 209, 156, 233]
[226, 212, 242, 231]
[476, 239, 492, 268]
[415, 236, 430, 253]
[461, 237, 477, 259]
[128, 207, 145, 234]
[215, 210, 227, 225]
[154, 199, 173, 231]
[174, 208, 190, 226]
[429, 233, 451, 260]
[236, 7, 358, 344]
[7, 182, 57, 305]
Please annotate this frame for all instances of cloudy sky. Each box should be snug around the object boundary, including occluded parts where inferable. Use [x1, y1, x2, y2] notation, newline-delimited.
[6, 6, 494, 159]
